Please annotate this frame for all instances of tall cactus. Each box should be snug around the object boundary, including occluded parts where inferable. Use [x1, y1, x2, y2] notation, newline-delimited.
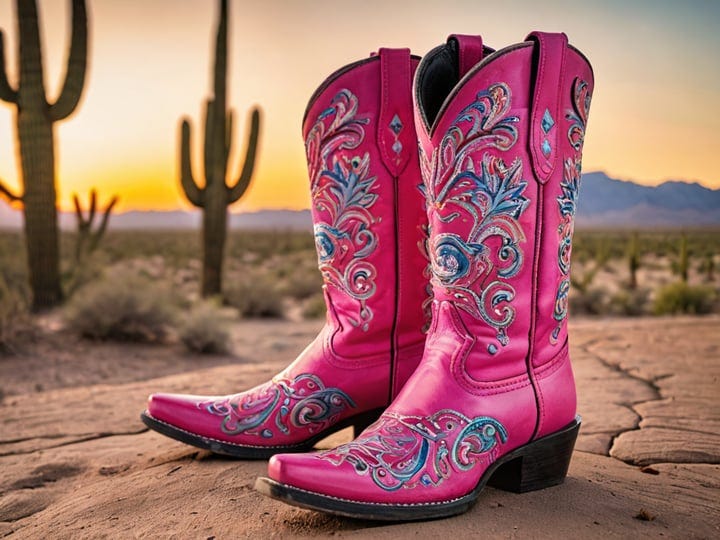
[0, 0, 88, 310]
[179, 0, 261, 297]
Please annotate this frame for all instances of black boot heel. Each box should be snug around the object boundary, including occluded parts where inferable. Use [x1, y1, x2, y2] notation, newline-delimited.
[488, 416, 580, 493]
[352, 408, 384, 438]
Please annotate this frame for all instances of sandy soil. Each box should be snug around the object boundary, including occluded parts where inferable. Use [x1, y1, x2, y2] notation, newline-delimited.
[1, 316, 719, 538]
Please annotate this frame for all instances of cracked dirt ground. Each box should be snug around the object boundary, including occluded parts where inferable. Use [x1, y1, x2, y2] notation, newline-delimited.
[1, 317, 718, 538]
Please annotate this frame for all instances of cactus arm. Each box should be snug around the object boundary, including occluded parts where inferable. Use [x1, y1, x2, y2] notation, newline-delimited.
[49, 0, 88, 121]
[88, 188, 97, 223]
[228, 107, 260, 203]
[0, 32, 18, 103]
[0, 178, 22, 202]
[72, 192, 88, 230]
[180, 119, 205, 207]
[89, 194, 118, 251]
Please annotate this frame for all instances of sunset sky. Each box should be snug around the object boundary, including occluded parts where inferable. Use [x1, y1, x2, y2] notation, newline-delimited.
[0, 0, 718, 213]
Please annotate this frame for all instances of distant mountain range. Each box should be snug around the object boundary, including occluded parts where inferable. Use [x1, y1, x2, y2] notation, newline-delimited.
[576, 172, 720, 227]
[1, 172, 718, 230]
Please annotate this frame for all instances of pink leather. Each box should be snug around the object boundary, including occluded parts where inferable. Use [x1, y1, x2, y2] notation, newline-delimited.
[527, 31, 568, 183]
[448, 34, 484, 77]
[267, 32, 594, 505]
[144, 49, 428, 450]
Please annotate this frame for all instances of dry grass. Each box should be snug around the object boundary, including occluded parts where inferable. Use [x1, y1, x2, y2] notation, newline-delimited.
[178, 300, 232, 354]
[64, 269, 179, 342]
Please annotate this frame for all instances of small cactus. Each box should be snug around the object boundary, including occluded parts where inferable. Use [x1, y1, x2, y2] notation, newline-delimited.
[627, 232, 640, 290]
[73, 189, 118, 264]
[0, 0, 88, 310]
[179, 0, 261, 297]
[571, 237, 610, 294]
[678, 233, 689, 283]
[702, 253, 715, 282]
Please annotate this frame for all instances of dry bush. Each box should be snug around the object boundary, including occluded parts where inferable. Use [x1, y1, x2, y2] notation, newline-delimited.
[569, 286, 610, 315]
[282, 268, 323, 300]
[610, 288, 651, 317]
[653, 282, 717, 315]
[64, 270, 178, 342]
[224, 274, 284, 319]
[0, 274, 34, 355]
[302, 292, 327, 319]
[178, 301, 232, 354]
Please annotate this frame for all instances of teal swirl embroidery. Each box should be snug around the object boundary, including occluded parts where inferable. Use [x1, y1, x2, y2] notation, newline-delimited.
[200, 374, 355, 439]
[305, 90, 379, 331]
[551, 78, 592, 344]
[318, 410, 507, 491]
[420, 83, 528, 346]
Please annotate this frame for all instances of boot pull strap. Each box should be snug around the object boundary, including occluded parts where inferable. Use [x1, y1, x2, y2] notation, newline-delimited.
[448, 34, 484, 78]
[377, 48, 415, 177]
[526, 31, 568, 184]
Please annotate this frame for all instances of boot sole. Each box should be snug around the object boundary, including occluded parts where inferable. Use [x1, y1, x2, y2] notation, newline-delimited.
[139, 408, 384, 459]
[254, 416, 580, 520]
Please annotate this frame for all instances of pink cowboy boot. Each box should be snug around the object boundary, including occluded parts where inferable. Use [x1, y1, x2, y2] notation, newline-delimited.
[256, 32, 594, 519]
[141, 48, 429, 458]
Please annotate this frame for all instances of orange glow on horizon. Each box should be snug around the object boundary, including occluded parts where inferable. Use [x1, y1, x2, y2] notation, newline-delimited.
[1, 0, 719, 215]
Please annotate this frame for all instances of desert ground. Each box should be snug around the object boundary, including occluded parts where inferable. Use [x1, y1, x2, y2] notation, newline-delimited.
[0, 314, 718, 539]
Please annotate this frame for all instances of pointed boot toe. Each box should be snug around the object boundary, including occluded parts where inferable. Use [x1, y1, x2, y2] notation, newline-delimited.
[141, 47, 430, 459]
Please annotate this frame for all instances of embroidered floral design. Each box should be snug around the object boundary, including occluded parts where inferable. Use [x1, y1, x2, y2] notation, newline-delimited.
[551, 78, 592, 344]
[200, 374, 355, 439]
[566, 78, 591, 151]
[305, 90, 379, 331]
[417, 221, 434, 333]
[318, 410, 507, 491]
[420, 83, 528, 345]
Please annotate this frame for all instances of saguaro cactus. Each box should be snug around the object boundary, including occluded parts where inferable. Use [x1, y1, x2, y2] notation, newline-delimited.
[0, 0, 88, 310]
[179, 0, 261, 297]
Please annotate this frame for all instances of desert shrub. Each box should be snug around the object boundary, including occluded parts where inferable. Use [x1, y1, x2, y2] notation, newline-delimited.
[653, 282, 717, 315]
[0, 274, 34, 355]
[224, 275, 284, 318]
[302, 292, 327, 319]
[64, 271, 178, 342]
[63, 252, 107, 298]
[699, 253, 716, 282]
[569, 286, 610, 315]
[610, 288, 651, 317]
[282, 268, 323, 300]
[178, 301, 232, 354]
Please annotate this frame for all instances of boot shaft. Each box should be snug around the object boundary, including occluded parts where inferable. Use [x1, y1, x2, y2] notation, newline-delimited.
[415, 33, 594, 381]
[302, 50, 428, 387]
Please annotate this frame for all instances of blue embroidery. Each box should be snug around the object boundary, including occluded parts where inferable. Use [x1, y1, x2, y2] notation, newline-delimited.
[541, 108, 555, 133]
[551, 78, 592, 344]
[200, 374, 356, 438]
[420, 83, 528, 346]
[318, 410, 507, 491]
[305, 90, 379, 331]
[566, 79, 591, 152]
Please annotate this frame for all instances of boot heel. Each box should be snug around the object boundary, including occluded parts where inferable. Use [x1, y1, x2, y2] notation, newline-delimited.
[352, 408, 384, 438]
[488, 417, 580, 493]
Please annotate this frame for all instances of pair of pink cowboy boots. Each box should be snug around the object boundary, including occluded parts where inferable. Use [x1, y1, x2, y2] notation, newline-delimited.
[142, 31, 594, 520]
